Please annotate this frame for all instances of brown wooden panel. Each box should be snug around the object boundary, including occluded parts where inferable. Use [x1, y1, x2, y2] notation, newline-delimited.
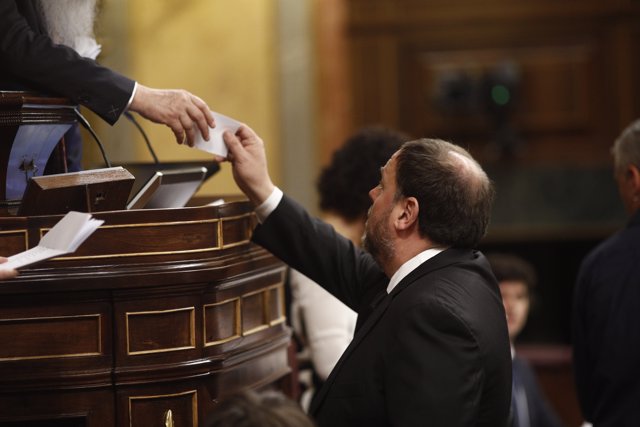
[129, 390, 197, 427]
[0, 314, 101, 360]
[220, 213, 252, 248]
[0, 229, 27, 255]
[408, 45, 595, 134]
[206, 337, 291, 398]
[242, 290, 268, 335]
[72, 219, 220, 257]
[0, 389, 114, 426]
[326, 0, 640, 167]
[126, 307, 195, 355]
[348, 0, 637, 28]
[204, 298, 241, 346]
[267, 284, 285, 325]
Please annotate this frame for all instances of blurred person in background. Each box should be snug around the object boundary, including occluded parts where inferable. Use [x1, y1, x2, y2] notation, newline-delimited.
[488, 253, 564, 427]
[203, 390, 315, 427]
[573, 119, 640, 427]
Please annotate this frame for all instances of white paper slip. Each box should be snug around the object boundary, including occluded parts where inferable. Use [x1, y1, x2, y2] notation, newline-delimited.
[193, 111, 242, 158]
[1, 211, 104, 270]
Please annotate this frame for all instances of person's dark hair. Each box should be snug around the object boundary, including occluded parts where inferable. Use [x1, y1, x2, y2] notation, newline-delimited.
[317, 126, 410, 222]
[394, 138, 494, 248]
[203, 390, 316, 427]
[485, 253, 537, 290]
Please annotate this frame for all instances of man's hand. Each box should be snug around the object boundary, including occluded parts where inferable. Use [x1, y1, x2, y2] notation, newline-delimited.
[0, 257, 17, 280]
[129, 84, 215, 146]
[223, 126, 275, 206]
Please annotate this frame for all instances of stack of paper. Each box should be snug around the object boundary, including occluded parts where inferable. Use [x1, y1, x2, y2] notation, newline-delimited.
[1, 211, 104, 270]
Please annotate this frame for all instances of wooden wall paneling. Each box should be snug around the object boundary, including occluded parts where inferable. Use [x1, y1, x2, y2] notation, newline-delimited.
[397, 21, 618, 165]
[315, 0, 354, 165]
[609, 21, 640, 130]
[347, 0, 627, 28]
[343, 0, 640, 166]
[350, 35, 401, 131]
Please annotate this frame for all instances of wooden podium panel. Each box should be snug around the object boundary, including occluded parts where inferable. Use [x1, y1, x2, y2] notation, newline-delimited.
[0, 202, 290, 427]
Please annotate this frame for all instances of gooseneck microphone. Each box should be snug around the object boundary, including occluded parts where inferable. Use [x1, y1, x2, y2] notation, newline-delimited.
[124, 111, 160, 166]
[74, 108, 112, 168]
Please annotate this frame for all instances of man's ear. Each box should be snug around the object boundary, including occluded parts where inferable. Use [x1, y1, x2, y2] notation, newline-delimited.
[395, 196, 419, 231]
[629, 165, 640, 205]
[629, 164, 640, 191]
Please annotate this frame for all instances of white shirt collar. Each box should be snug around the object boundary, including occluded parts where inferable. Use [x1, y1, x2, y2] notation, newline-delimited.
[386, 247, 447, 293]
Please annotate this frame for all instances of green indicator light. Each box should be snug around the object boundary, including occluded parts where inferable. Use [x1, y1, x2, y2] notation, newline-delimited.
[491, 84, 510, 106]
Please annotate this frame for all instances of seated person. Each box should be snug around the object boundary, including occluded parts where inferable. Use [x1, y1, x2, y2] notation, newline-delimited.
[203, 390, 315, 427]
[487, 253, 564, 427]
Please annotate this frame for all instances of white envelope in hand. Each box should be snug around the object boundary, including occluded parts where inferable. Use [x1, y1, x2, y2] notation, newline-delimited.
[193, 111, 242, 158]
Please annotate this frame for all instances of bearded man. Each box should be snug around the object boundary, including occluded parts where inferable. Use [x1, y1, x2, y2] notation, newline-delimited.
[222, 125, 512, 427]
[0, 0, 214, 172]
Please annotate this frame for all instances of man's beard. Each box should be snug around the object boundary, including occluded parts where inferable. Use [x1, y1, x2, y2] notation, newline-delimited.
[362, 207, 395, 266]
[38, 0, 101, 59]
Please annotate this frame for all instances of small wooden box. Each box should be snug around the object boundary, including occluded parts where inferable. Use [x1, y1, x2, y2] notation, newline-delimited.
[18, 167, 134, 216]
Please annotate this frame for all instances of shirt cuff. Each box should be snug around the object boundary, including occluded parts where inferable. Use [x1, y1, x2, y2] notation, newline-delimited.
[125, 82, 138, 110]
[254, 187, 283, 224]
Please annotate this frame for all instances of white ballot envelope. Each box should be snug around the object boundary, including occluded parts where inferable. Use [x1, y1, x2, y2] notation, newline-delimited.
[193, 111, 242, 159]
[1, 211, 104, 270]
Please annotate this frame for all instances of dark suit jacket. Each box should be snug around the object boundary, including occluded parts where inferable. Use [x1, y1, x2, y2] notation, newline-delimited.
[572, 210, 640, 426]
[0, 0, 134, 124]
[512, 356, 564, 427]
[253, 195, 512, 427]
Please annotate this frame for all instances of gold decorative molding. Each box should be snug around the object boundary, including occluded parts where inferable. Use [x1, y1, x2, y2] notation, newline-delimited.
[126, 307, 196, 355]
[204, 280, 287, 346]
[219, 213, 253, 249]
[128, 389, 197, 427]
[0, 314, 102, 361]
[266, 282, 286, 326]
[241, 287, 269, 336]
[49, 218, 224, 261]
[0, 229, 28, 252]
[24, 213, 256, 262]
[203, 297, 241, 346]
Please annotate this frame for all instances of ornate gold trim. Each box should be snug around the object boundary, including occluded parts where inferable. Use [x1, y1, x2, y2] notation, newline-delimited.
[203, 297, 241, 347]
[0, 314, 102, 361]
[128, 390, 197, 427]
[46, 214, 255, 261]
[54, 246, 223, 261]
[202, 279, 287, 346]
[219, 213, 253, 249]
[241, 287, 269, 335]
[126, 307, 196, 356]
[32, 214, 256, 261]
[243, 324, 270, 336]
[265, 282, 287, 326]
[0, 229, 28, 252]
